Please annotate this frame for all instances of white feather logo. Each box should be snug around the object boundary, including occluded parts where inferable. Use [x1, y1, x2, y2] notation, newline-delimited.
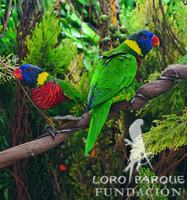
[124, 119, 153, 183]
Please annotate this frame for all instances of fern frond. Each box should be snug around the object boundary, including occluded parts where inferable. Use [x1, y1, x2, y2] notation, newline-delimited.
[144, 108, 187, 154]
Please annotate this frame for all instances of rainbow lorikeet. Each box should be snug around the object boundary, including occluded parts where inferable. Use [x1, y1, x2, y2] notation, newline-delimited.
[13, 64, 84, 129]
[85, 30, 160, 155]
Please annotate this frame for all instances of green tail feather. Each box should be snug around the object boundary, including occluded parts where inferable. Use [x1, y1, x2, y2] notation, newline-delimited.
[85, 99, 112, 155]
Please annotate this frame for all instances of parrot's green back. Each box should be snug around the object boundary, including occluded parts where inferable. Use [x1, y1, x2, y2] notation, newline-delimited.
[85, 49, 138, 155]
[56, 79, 84, 103]
[45, 75, 84, 104]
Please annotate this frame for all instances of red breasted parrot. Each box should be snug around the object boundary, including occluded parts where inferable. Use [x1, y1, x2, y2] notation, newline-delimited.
[13, 64, 84, 113]
[85, 30, 160, 155]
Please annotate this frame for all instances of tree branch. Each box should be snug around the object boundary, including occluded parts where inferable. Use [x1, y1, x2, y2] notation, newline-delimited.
[0, 64, 187, 169]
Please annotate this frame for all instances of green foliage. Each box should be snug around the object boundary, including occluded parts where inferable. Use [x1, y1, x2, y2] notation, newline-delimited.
[178, 54, 187, 64]
[0, 3, 18, 55]
[120, 1, 146, 34]
[63, 129, 125, 200]
[0, 170, 13, 200]
[170, 1, 187, 45]
[0, 76, 16, 200]
[140, 80, 187, 118]
[138, 167, 168, 200]
[0, 57, 16, 147]
[122, 0, 135, 9]
[146, 71, 161, 83]
[0, 81, 16, 143]
[140, 48, 162, 81]
[24, 11, 78, 75]
[59, 3, 100, 46]
[59, 2, 100, 70]
[144, 108, 187, 154]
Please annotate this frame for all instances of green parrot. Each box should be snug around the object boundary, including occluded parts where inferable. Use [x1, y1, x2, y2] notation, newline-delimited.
[85, 30, 160, 155]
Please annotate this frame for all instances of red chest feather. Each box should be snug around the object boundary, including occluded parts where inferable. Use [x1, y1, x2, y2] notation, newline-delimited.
[31, 81, 64, 110]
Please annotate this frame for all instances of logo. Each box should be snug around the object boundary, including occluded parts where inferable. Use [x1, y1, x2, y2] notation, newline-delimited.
[92, 119, 184, 198]
[124, 119, 153, 183]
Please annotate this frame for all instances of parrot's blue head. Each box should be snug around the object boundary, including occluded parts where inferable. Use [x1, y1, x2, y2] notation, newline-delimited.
[125, 30, 160, 57]
[14, 64, 45, 88]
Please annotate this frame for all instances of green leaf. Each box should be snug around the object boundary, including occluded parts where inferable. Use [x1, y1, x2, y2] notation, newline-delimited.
[122, 0, 135, 9]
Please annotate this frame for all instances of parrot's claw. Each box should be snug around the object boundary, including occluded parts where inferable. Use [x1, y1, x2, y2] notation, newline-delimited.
[36, 125, 59, 140]
[53, 115, 84, 121]
[160, 69, 179, 81]
[45, 124, 59, 140]
[171, 69, 180, 78]
[131, 93, 149, 104]
[130, 97, 136, 104]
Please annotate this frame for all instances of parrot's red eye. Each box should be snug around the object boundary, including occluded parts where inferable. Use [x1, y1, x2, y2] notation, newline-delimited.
[26, 68, 32, 72]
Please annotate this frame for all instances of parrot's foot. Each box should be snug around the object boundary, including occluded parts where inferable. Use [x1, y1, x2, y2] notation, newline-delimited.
[53, 115, 84, 121]
[159, 69, 180, 81]
[36, 125, 59, 140]
[45, 124, 59, 139]
[131, 93, 149, 104]
[169, 69, 180, 78]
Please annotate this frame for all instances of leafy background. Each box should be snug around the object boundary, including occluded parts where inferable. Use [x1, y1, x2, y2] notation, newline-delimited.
[0, 0, 187, 199]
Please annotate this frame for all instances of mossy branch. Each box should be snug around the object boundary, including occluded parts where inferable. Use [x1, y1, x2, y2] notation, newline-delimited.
[0, 64, 187, 169]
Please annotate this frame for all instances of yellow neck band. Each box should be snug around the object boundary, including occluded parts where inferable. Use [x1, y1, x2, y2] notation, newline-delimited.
[37, 72, 49, 86]
[124, 39, 143, 56]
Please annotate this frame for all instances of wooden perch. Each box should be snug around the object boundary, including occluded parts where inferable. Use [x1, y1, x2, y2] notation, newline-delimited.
[0, 64, 187, 169]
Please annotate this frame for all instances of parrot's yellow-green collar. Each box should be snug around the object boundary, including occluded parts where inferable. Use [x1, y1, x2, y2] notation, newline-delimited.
[37, 72, 49, 86]
[124, 39, 143, 56]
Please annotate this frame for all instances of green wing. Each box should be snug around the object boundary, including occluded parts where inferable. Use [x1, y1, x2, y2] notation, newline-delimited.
[57, 79, 84, 104]
[88, 54, 137, 109]
[85, 54, 138, 155]
[102, 42, 131, 58]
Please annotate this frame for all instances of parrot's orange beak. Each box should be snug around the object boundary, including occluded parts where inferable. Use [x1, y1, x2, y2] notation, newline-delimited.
[13, 67, 23, 80]
[152, 35, 160, 47]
